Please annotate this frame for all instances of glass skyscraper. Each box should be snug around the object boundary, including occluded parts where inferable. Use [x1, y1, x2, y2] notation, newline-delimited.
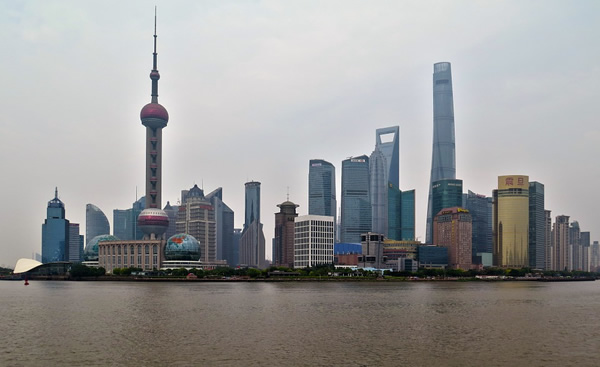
[240, 181, 265, 268]
[400, 189, 415, 241]
[528, 181, 545, 269]
[340, 155, 371, 243]
[85, 203, 110, 245]
[426, 62, 456, 243]
[42, 188, 70, 263]
[465, 190, 493, 255]
[308, 159, 336, 223]
[369, 126, 399, 238]
[113, 196, 145, 241]
[430, 178, 463, 242]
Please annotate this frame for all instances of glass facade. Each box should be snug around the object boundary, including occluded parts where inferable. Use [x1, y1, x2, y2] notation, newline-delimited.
[493, 175, 529, 268]
[430, 179, 463, 241]
[42, 189, 70, 263]
[465, 190, 493, 256]
[387, 183, 402, 240]
[85, 204, 110, 245]
[340, 155, 371, 243]
[528, 182, 545, 269]
[418, 246, 448, 267]
[308, 159, 336, 222]
[400, 190, 415, 241]
[244, 181, 261, 229]
[113, 196, 145, 241]
[426, 62, 457, 243]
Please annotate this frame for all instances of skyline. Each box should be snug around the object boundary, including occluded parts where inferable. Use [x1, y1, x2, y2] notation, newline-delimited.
[2, 1, 600, 267]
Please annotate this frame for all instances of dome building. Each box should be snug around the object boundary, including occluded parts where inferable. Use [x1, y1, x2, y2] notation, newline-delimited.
[164, 233, 200, 260]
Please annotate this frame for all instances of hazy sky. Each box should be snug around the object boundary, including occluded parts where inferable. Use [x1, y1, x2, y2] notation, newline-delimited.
[2, 0, 599, 268]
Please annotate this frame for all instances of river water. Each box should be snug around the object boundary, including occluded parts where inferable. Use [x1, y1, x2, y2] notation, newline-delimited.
[1, 280, 599, 366]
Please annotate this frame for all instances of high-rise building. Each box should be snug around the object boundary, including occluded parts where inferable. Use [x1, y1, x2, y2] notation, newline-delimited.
[528, 181, 545, 269]
[400, 190, 415, 241]
[433, 207, 472, 270]
[493, 175, 529, 268]
[136, 13, 170, 241]
[240, 181, 266, 268]
[232, 228, 242, 267]
[553, 215, 570, 271]
[205, 187, 234, 265]
[42, 188, 70, 263]
[86, 204, 110, 245]
[274, 200, 299, 268]
[369, 126, 400, 238]
[544, 210, 553, 270]
[68, 223, 84, 263]
[580, 231, 591, 272]
[464, 190, 492, 256]
[426, 62, 457, 244]
[591, 241, 600, 272]
[294, 215, 334, 268]
[569, 221, 581, 271]
[430, 179, 463, 243]
[163, 201, 179, 240]
[308, 160, 336, 223]
[176, 184, 217, 262]
[340, 155, 371, 243]
[113, 196, 145, 241]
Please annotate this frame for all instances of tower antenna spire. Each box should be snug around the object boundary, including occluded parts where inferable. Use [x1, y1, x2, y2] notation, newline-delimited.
[150, 6, 160, 103]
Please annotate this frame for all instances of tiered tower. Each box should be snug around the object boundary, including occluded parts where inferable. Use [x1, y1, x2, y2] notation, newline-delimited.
[137, 11, 170, 239]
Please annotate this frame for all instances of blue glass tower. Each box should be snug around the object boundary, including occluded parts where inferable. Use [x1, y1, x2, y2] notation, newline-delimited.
[42, 188, 70, 263]
[308, 159, 336, 222]
[86, 203, 110, 245]
[426, 62, 456, 243]
[340, 155, 371, 243]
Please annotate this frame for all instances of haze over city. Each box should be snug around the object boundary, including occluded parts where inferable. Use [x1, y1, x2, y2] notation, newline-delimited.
[1, 0, 599, 267]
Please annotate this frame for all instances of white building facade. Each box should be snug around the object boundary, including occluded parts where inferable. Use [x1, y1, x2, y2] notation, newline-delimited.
[294, 215, 334, 268]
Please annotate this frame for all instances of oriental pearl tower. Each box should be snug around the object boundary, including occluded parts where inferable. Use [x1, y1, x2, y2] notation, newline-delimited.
[137, 11, 170, 240]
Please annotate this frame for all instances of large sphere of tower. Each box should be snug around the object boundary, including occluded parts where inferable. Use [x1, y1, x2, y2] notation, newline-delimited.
[137, 208, 169, 237]
[140, 102, 169, 129]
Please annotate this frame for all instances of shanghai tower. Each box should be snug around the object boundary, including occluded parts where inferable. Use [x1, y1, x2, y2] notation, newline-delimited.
[426, 62, 456, 243]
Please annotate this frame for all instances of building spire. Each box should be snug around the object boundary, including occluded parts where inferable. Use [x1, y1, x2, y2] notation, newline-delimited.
[150, 6, 160, 103]
[55, 187, 58, 199]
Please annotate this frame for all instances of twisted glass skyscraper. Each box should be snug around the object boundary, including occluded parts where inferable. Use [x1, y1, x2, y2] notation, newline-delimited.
[426, 62, 456, 243]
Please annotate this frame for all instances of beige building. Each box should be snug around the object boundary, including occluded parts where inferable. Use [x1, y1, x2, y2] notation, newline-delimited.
[98, 239, 164, 273]
[176, 184, 217, 263]
[553, 215, 570, 271]
[433, 207, 472, 270]
[493, 175, 529, 268]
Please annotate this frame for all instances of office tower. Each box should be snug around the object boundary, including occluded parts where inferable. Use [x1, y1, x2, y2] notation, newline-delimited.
[240, 181, 266, 268]
[42, 188, 70, 263]
[591, 241, 600, 272]
[400, 190, 415, 240]
[274, 199, 299, 268]
[553, 215, 570, 271]
[206, 187, 235, 264]
[465, 190, 493, 256]
[340, 155, 371, 243]
[163, 201, 178, 239]
[426, 62, 457, 243]
[232, 228, 242, 267]
[430, 179, 463, 243]
[176, 184, 217, 262]
[85, 204, 110, 245]
[492, 175, 529, 268]
[68, 223, 84, 263]
[544, 210, 553, 270]
[113, 196, 145, 241]
[580, 231, 590, 272]
[433, 207, 472, 270]
[528, 182, 545, 269]
[294, 215, 334, 268]
[569, 221, 581, 271]
[369, 126, 400, 238]
[308, 160, 336, 224]
[136, 13, 170, 240]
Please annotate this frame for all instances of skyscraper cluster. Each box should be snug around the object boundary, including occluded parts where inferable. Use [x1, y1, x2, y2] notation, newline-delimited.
[37, 20, 596, 273]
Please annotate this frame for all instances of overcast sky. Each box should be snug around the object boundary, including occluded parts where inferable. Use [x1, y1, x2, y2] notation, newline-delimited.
[1, 0, 599, 268]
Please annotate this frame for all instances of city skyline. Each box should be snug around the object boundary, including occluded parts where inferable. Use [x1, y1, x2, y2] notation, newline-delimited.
[2, 1, 600, 267]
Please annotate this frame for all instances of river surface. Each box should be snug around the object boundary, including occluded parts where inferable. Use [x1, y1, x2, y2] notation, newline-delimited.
[1, 280, 599, 366]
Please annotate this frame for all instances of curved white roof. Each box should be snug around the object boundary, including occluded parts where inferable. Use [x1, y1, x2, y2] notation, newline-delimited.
[13, 258, 43, 274]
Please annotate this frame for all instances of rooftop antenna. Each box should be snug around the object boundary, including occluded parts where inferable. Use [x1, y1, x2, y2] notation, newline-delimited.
[287, 186, 290, 201]
[151, 6, 159, 103]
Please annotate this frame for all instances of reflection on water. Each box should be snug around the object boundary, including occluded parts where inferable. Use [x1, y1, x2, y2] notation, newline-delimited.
[1, 281, 599, 366]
